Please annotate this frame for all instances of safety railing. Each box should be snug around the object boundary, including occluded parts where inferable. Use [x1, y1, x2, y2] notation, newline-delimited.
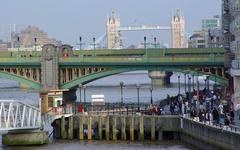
[0, 100, 41, 131]
[182, 114, 240, 134]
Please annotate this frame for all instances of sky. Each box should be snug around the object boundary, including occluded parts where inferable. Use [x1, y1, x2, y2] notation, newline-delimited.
[0, 0, 221, 48]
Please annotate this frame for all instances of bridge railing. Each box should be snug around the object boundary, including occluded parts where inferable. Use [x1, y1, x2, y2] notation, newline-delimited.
[0, 100, 41, 131]
[59, 55, 224, 64]
[0, 57, 40, 63]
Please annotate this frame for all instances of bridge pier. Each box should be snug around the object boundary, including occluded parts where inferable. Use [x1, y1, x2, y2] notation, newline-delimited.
[148, 71, 172, 87]
[2, 131, 49, 146]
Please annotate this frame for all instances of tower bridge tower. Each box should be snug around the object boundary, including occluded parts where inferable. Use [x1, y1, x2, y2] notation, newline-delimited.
[106, 11, 121, 49]
[171, 9, 185, 48]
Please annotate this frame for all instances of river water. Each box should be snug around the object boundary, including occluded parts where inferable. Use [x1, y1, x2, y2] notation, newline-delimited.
[0, 71, 204, 150]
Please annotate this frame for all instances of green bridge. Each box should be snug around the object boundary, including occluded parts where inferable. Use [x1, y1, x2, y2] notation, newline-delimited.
[0, 44, 228, 91]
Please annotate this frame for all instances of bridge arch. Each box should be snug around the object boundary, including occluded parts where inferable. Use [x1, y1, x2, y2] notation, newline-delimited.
[60, 67, 228, 89]
[0, 71, 41, 90]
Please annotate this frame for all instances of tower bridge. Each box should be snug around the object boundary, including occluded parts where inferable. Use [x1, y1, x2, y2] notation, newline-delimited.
[106, 10, 184, 49]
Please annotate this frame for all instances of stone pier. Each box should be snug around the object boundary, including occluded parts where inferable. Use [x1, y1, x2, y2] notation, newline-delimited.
[148, 71, 172, 87]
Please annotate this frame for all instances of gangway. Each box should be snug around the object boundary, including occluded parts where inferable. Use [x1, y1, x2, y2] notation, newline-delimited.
[0, 100, 41, 131]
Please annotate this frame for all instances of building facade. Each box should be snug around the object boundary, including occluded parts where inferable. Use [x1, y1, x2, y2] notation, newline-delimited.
[171, 9, 185, 48]
[223, 0, 240, 110]
[188, 30, 208, 48]
[201, 15, 220, 31]
[11, 26, 62, 48]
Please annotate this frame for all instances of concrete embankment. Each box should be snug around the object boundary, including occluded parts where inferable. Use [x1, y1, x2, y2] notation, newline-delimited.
[52, 114, 240, 150]
[52, 114, 180, 141]
[181, 117, 240, 150]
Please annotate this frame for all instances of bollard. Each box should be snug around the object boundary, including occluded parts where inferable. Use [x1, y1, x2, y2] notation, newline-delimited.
[106, 116, 110, 140]
[139, 115, 144, 141]
[61, 116, 67, 139]
[151, 117, 155, 141]
[68, 116, 74, 140]
[88, 115, 92, 140]
[112, 116, 117, 141]
[121, 116, 127, 140]
[130, 115, 135, 141]
[98, 116, 102, 140]
[79, 116, 84, 140]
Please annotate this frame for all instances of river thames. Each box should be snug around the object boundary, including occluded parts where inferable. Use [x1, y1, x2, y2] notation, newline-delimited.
[0, 71, 203, 150]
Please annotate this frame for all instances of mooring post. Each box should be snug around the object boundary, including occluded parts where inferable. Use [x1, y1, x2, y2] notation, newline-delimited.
[139, 115, 144, 141]
[112, 116, 117, 141]
[88, 115, 92, 140]
[61, 116, 67, 139]
[151, 116, 155, 141]
[130, 115, 135, 141]
[121, 115, 126, 140]
[79, 115, 84, 140]
[68, 116, 74, 139]
[106, 116, 110, 140]
[98, 116, 103, 140]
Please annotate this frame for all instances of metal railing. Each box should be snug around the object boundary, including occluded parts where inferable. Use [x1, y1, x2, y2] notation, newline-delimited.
[182, 114, 240, 133]
[0, 100, 41, 131]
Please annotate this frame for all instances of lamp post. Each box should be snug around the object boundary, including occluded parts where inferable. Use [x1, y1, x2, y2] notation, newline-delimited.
[34, 37, 37, 56]
[150, 86, 153, 105]
[77, 36, 85, 59]
[204, 78, 207, 90]
[83, 85, 86, 110]
[136, 84, 140, 112]
[154, 37, 157, 48]
[79, 84, 82, 103]
[184, 73, 187, 93]
[192, 74, 195, 91]
[178, 74, 181, 95]
[17, 36, 20, 62]
[206, 76, 210, 91]
[188, 76, 192, 103]
[93, 37, 96, 57]
[188, 76, 191, 94]
[144, 36, 147, 62]
[120, 82, 124, 106]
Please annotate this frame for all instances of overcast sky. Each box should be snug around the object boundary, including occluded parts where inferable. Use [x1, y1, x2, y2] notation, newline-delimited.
[0, 0, 221, 48]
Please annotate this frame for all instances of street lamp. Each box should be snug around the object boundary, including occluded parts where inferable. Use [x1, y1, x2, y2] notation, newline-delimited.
[184, 73, 187, 93]
[150, 86, 153, 105]
[154, 37, 157, 48]
[178, 74, 181, 95]
[34, 37, 37, 56]
[144, 36, 147, 62]
[83, 85, 86, 107]
[136, 84, 140, 112]
[188, 76, 191, 93]
[192, 74, 195, 91]
[93, 37, 96, 57]
[79, 84, 82, 103]
[204, 78, 207, 91]
[120, 82, 124, 106]
[206, 76, 210, 91]
[17, 36, 20, 62]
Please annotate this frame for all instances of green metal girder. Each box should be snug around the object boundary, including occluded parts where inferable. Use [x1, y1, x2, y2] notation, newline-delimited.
[61, 67, 228, 89]
[0, 72, 41, 90]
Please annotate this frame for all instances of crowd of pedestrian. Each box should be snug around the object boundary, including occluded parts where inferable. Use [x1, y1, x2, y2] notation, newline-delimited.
[165, 87, 235, 126]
